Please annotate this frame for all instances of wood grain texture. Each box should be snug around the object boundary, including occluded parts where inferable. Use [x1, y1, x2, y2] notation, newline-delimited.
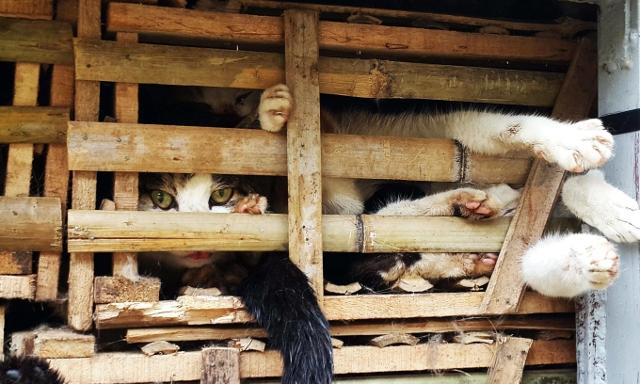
[107, 2, 576, 63]
[0, 17, 72, 64]
[201, 347, 240, 384]
[47, 340, 574, 382]
[0, 275, 36, 299]
[0, 251, 32, 274]
[67, 210, 509, 253]
[66, 122, 529, 184]
[0, 197, 62, 251]
[0, 107, 68, 143]
[487, 337, 533, 384]
[94, 276, 160, 304]
[11, 328, 95, 358]
[73, 39, 564, 106]
[480, 38, 597, 314]
[0, 0, 53, 20]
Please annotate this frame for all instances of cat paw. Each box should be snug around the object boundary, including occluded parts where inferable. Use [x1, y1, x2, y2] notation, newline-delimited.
[233, 193, 268, 214]
[449, 188, 500, 220]
[181, 264, 223, 289]
[533, 119, 613, 172]
[583, 244, 619, 290]
[463, 253, 498, 276]
[258, 84, 292, 132]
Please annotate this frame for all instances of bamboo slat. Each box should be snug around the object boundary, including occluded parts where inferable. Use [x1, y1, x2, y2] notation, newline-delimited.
[73, 39, 564, 106]
[0, 107, 68, 143]
[0, 197, 62, 252]
[0, 17, 72, 64]
[106, 3, 575, 63]
[66, 122, 531, 184]
[67, 210, 510, 253]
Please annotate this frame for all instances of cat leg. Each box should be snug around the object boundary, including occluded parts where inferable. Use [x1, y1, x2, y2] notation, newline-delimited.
[258, 84, 292, 132]
[438, 111, 613, 172]
[562, 170, 640, 243]
[322, 177, 371, 214]
[521, 233, 619, 298]
[375, 184, 519, 220]
[410, 252, 498, 280]
[233, 193, 268, 214]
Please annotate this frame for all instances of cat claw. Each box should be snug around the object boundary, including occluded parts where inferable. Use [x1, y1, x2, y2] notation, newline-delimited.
[233, 193, 268, 214]
[258, 84, 292, 132]
[450, 189, 499, 220]
[534, 119, 613, 172]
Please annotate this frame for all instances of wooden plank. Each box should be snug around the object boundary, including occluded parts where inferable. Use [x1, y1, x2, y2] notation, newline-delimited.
[0, 251, 31, 274]
[66, 122, 530, 184]
[94, 292, 570, 329]
[11, 328, 95, 358]
[67, 210, 509, 253]
[0, 0, 53, 20]
[0, 17, 72, 64]
[480, 38, 598, 314]
[0, 275, 36, 299]
[125, 316, 574, 343]
[0, 197, 62, 252]
[0, 107, 68, 143]
[68, 0, 100, 332]
[107, 3, 576, 63]
[284, 9, 324, 298]
[112, 31, 140, 278]
[201, 347, 240, 384]
[94, 276, 160, 304]
[73, 39, 564, 106]
[488, 337, 533, 384]
[37, 64, 74, 301]
[47, 340, 575, 383]
[5, 63, 39, 197]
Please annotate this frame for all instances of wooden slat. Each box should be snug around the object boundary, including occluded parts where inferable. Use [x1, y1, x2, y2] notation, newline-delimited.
[67, 210, 509, 253]
[73, 39, 564, 106]
[93, 292, 570, 329]
[107, 3, 576, 63]
[0, 0, 53, 20]
[0, 107, 68, 143]
[0, 17, 72, 64]
[0, 275, 36, 299]
[201, 347, 240, 384]
[488, 337, 533, 384]
[125, 316, 574, 343]
[480, 38, 598, 314]
[0, 197, 62, 252]
[11, 328, 95, 358]
[0, 251, 32, 274]
[94, 276, 160, 304]
[37, 64, 74, 301]
[66, 122, 531, 184]
[284, 9, 324, 298]
[68, 0, 100, 332]
[48, 340, 574, 383]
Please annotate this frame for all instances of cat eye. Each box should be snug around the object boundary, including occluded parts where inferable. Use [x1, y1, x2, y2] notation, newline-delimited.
[149, 190, 175, 210]
[210, 187, 234, 206]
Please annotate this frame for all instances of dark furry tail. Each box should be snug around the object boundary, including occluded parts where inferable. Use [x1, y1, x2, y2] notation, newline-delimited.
[239, 253, 333, 384]
[0, 355, 66, 384]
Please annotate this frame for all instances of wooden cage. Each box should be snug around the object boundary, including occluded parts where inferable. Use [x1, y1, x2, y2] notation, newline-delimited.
[0, 0, 598, 382]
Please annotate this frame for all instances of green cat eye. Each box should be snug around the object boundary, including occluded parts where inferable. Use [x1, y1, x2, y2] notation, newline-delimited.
[149, 190, 175, 210]
[210, 187, 234, 205]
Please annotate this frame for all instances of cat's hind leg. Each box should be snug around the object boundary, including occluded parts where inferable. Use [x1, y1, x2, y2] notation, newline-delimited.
[521, 233, 619, 298]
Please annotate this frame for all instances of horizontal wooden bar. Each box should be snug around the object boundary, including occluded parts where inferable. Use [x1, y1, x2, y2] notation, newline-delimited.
[125, 315, 574, 343]
[0, 251, 32, 274]
[67, 122, 531, 184]
[67, 210, 510, 253]
[0, 107, 69, 143]
[11, 327, 95, 358]
[95, 292, 570, 329]
[0, 0, 52, 20]
[0, 275, 36, 299]
[107, 3, 575, 63]
[48, 340, 574, 382]
[74, 39, 563, 106]
[0, 197, 62, 252]
[0, 17, 72, 64]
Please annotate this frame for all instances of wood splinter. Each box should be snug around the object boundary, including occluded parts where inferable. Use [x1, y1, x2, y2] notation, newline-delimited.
[141, 341, 180, 356]
[370, 333, 420, 348]
[228, 337, 266, 352]
[453, 331, 495, 345]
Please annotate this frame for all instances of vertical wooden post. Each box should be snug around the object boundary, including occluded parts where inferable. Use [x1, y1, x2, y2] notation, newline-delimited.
[68, 0, 100, 331]
[113, 31, 140, 277]
[37, 64, 74, 301]
[0, 305, 5, 360]
[283, 10, 324, 300]
[487, 336, 533, 384]
[480, 38, 597, 314]
[201, 347, 240, 384]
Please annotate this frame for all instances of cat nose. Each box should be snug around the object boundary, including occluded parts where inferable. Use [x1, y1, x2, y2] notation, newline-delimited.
[176, 200, 210, 213]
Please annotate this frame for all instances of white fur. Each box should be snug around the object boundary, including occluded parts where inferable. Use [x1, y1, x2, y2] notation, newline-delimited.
[563, 170, 640, 242]
[521, 233, 619, 298]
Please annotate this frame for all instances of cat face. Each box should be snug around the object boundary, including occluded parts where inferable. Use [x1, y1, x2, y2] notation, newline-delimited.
[139, 173, 264, 268]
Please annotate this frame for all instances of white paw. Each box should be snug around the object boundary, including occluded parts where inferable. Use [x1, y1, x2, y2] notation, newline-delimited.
[575, 237, 619, 290]
[533, 118, 613, 172]
[233, 194, 268, 214]
[563, 170, 640, 243]
[258, 84, 292, 132]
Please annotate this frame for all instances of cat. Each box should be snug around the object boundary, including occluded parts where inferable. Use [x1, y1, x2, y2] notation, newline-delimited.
[0, 355, 66, 384]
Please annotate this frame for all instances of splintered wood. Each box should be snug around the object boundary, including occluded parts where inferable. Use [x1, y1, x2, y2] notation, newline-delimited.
[487, 337, 533, 384]
[201, 347, 241, 384]
[11, 327, 95, 358]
